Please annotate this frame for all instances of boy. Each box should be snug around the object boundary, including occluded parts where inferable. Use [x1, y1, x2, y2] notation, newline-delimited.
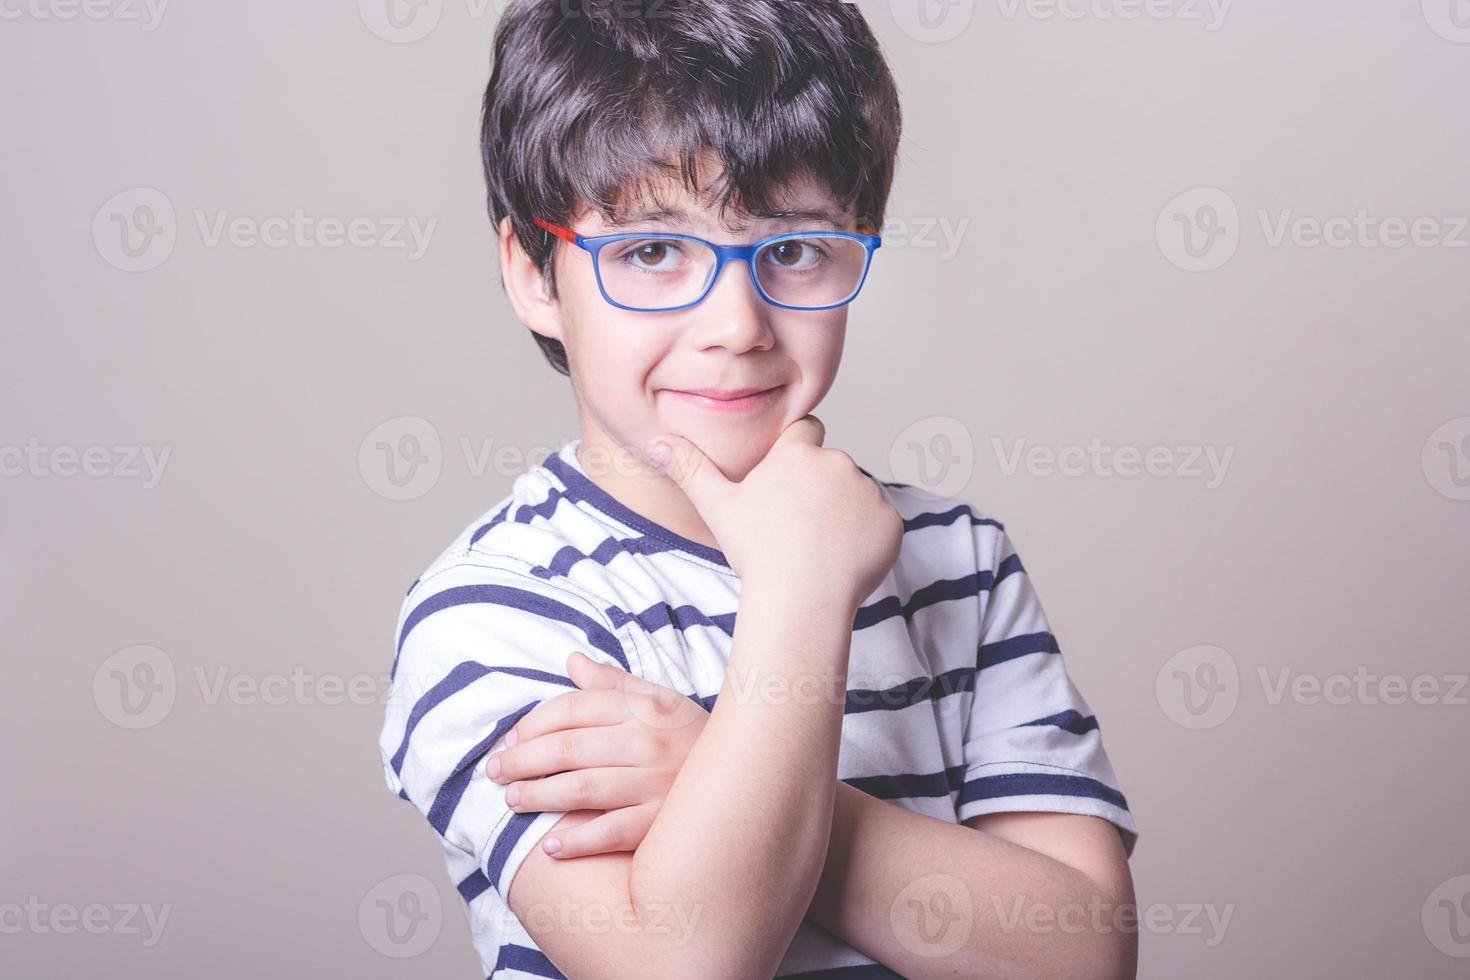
[379, 1, 1139, 977]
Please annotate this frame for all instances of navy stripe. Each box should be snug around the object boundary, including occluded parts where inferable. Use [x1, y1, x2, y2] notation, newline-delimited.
[844, 666, 976, 714]
[852, 570, 993, 631]
[535, 538, 625, 578]
[486, 810, 542, 894]
[995, 551, 1024, 585]
[469, 500, 517, 548]
[961, 771, 1130, 812]
[1022, 709, 1098, 736]
[390, 664, 573, 776]
[458, 870, 491, 904]
[605, 601, 737, 638]
[544, 452, 732, 568]
[977, 631, 1059, 670]
[902, 502, 1004, 534]
[394, 583, 629, 678]
[845, 764, 967, 800]
[426, 700, 538, 836]
[490, 943, 566, 979]
[529, 531, 731, 577]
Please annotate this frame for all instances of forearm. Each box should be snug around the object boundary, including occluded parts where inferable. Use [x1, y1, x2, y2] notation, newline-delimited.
[807, 782, 1136, 980]
[628, 576, 854, 978]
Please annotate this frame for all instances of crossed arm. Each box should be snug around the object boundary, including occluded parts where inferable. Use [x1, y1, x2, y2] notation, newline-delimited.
[498, 597, 1137, 979]
[513, 780, 1136, 979]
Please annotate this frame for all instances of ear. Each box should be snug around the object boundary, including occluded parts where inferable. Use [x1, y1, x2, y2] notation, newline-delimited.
[498, 215, 564, 343]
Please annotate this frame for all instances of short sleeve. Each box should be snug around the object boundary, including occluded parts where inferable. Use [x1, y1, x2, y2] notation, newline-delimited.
[957, 527, 1139, 857]
[378, 555, 643, 898]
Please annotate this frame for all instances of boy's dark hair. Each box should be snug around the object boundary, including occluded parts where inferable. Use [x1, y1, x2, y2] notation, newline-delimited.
[481, 0, 903, 375]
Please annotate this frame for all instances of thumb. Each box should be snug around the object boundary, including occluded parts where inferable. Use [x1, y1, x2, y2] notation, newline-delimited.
[646, 434, 731, 511]
[566, 650, 626, 691]
[568, 649, 662, 698]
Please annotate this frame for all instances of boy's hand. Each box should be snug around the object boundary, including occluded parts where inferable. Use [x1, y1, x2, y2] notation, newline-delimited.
[485, 650, 709, 858]
[647, 414, 904, 614]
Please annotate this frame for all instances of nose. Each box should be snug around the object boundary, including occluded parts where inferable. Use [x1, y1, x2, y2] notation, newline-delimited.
[684, 255, 776, 353]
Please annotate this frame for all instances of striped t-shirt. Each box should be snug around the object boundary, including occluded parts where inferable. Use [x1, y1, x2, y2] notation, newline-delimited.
[379, 437, 1138, 979]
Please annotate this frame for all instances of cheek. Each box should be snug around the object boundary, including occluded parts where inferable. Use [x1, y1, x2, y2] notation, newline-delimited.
[564, 310, 670, 414]
[784, 315, 847, 397]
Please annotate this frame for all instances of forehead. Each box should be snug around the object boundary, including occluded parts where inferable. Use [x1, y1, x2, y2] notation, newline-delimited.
[578, 159, 851, 235]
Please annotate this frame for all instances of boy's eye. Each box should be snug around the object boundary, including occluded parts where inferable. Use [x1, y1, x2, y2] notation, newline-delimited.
[762, 238, 827, 272]
[617, 239, 687, 270]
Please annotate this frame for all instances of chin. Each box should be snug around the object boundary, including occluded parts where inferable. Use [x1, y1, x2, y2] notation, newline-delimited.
[676, 424, 781, 482]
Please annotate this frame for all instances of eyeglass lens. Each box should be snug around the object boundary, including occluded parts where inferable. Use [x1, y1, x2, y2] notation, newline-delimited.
[596, 235, 870, 310]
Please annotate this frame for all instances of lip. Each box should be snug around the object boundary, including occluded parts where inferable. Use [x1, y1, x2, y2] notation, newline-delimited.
[663, 385, 784, 411]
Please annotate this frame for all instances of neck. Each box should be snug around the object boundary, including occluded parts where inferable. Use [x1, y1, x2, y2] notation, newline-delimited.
[573, 421, 722, 552]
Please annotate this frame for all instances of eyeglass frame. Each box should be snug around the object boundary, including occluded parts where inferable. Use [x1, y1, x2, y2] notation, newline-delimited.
[532, 216, 883, 313]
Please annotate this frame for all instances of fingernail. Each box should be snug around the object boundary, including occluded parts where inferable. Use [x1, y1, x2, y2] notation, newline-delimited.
[505, 784, 520, 807]
[544, 837, 561, 855]
[486, 754, 501, 779]
[646, 441, 671, 468]
[505, 728, 518, 748]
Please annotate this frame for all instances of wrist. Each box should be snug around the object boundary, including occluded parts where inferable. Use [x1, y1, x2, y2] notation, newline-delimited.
[737, 573, 860, 634]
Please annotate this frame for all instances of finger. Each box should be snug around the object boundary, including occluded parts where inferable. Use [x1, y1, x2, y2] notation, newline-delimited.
[646, 434, 732, 511]
[569, 650, 674, 705]
[777, 413, 825, 448]
[488, 725, 641, 783]
[566, 649, 631, 692]
[506, 766, 663, 815]
[543, 803, 659, 859]
[505, 687, 630, 750]
[568, 652, 704, 733]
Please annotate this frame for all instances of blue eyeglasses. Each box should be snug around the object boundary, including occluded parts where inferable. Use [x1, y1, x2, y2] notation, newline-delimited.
[534, 217, 882, 313]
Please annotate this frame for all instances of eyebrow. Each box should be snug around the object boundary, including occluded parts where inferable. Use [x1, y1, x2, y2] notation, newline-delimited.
[615, 205, 846, 230]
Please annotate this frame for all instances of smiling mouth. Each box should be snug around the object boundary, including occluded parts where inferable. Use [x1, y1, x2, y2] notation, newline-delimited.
[663, 385, 785, 411]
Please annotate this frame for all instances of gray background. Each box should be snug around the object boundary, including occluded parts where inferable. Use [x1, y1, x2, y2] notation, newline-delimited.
[3, 0, 1468, 976]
